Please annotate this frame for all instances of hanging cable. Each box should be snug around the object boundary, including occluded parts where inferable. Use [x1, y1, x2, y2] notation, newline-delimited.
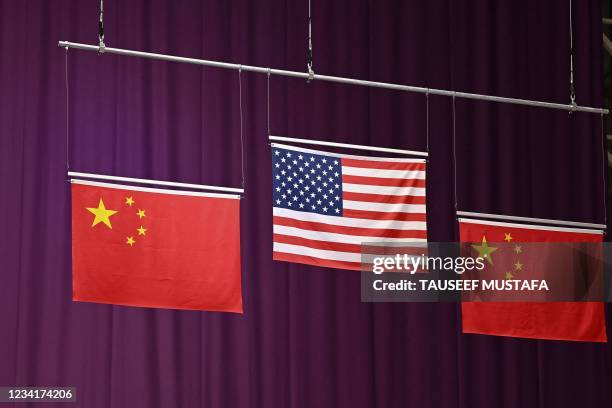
[98, 0, 105, 53]
[601, 113, 608, 226]
[306, 0, 314, 81]
[267, 68, 271, 136]
[238, 67, 246, 192]
[426, 91, 430, 155]
[569, 0, 576, 109]
[65, 47, 70, 172]
[452, 94, 458, 210]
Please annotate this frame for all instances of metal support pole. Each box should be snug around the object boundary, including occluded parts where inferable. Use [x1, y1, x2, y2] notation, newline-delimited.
[58, 41, 609, 115]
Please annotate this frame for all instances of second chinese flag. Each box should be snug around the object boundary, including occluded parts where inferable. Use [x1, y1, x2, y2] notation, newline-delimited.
[460, 218, 606, 342]
[71, 180, 242, 313]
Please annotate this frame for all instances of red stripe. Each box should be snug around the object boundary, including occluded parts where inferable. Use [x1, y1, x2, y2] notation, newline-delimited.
[274, 234, 362, 253]
[274, 216, 428, 239]
[342, 174, 426, 188]
[342, 158, 425, 171]
[343, 209, 427, 222]
[344, 192, 426, 204]
[273, 251, 363, 271]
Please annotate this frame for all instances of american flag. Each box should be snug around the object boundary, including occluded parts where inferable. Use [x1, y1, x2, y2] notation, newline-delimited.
[271, 143, 427, 270]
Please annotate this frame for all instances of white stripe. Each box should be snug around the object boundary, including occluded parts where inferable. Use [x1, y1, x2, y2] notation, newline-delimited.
[71, 179, 241, 199]
[343, 200, 426, 213]
[273, 225, 427, 244]
[273, 243, 426, 264]
[342, 166, 425, 179]
[458, 218, 604, 235]
[274, 242, 362, 262]
[343, 183, 425, 196]
[273, 207, 427, 230]
[270, 142, 427, 162]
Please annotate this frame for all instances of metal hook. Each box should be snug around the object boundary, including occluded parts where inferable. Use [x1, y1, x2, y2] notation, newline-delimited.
[307, 65, 315, 83]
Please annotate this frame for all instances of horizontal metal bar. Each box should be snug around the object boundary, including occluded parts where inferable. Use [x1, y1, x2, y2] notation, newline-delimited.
[458, 217, 603, 235]
[67, 171, 244, 194]
[457, 210, 606, 230]
[71, 178, 241, 199]
[269, 135, 428, 157]
[271, 142, 426, 163]
[58, 41, 609, 115]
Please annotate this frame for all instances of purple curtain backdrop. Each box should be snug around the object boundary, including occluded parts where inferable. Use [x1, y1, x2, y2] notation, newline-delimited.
[1, 0, 611, 407]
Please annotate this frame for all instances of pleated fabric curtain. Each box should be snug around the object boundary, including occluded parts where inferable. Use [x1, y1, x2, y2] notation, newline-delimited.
[0, 1, 610, 407]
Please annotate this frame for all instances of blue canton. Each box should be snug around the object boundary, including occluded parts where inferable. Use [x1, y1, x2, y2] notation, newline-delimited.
[272, 147, 343, 216]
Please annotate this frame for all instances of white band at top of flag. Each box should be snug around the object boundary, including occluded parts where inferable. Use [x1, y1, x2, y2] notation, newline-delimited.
[68, 171, 243, 197]
[71, 179, 241, 200]
[457, 210, 606, 231]
[458, 217, 603, 235]
[270, 142, 426, 163]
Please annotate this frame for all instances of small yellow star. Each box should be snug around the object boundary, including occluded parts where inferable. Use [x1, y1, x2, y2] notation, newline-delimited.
[137, 226, 147, 236]
[86, 198, 118, 229]
[514, 261, 523, 271]
[137, 209, 146, 219]
[126, 236, 136, 246]
[505, 271, 514, 280]
[504, 233, 513, 242]
[514, 245, 522, 254]
[125, 196, 135, 206]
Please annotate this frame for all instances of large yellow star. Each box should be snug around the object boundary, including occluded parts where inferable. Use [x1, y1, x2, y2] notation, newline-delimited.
[471, 236, 498, 265]
[86, 198, 118, 229]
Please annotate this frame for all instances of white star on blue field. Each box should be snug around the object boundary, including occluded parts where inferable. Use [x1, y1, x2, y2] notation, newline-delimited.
[272, 147, 344, 217]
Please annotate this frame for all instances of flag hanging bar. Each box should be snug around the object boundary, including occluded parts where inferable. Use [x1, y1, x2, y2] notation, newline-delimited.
[70, 178, 241, 199]
[269, 135, 428, 157]
[58, 41, 609, 115]
[67, 171, 244, 195]
[456, 210, 606, 231]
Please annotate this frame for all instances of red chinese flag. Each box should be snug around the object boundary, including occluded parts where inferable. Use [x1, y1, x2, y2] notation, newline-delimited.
[71, 180, 243, 313]
[459, 218, 606, 342]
